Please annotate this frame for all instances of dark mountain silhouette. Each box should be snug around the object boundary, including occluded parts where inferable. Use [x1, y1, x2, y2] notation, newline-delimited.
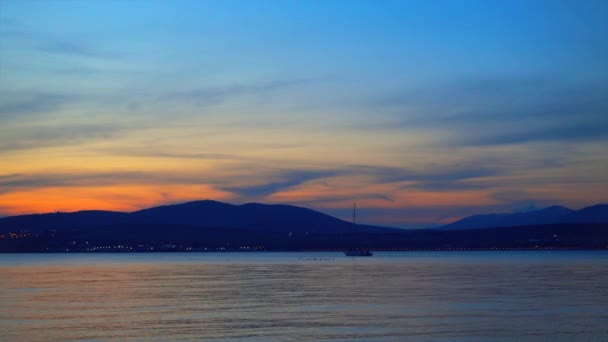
[563, 204, 608, 223]
[1, 200, 607, 252]
[129, 200, 390, 233]
[441, 204, 608, 230]
[0, 210, 128, 232]
[441, 206, 574, 230]
[0, 200, 397, 235]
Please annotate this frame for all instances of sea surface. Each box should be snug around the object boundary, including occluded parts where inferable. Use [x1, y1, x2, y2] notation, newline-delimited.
[1, 251, 607, 341]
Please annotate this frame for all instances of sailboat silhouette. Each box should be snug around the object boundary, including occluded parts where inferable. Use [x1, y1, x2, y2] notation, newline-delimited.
[344, 202, 373, 256]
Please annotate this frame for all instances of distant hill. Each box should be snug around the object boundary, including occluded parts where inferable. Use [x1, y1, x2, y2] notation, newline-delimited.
[0, 210, 128, 232]
[441, 204, 608, 230]
[0, 200, 397, 235]
[129, 200, 396, 233]
[563, 204, 608, 224]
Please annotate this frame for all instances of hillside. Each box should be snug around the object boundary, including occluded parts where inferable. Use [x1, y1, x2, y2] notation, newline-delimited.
[441, 204, 608, 230]
[0, 200, 397, 235]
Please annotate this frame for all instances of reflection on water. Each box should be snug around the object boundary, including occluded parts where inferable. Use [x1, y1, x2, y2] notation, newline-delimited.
[1, 252, 607, 341]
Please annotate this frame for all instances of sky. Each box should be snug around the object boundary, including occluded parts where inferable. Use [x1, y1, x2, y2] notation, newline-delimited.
[1, 0, 607, 228]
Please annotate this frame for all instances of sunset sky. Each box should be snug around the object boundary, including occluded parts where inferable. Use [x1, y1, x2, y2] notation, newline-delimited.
[1, 0, 607, 227]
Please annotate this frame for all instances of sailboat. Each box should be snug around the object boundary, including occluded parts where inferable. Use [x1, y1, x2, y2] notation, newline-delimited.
[344, 202, 373, 257]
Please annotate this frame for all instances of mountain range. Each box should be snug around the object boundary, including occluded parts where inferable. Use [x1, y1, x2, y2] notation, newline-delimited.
[440, 204, 608, 230]
[0, 200, 397, 234]
[1, 200, 607, 252]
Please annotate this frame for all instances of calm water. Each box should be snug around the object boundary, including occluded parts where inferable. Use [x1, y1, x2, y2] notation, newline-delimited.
[1, 252, 607, 341]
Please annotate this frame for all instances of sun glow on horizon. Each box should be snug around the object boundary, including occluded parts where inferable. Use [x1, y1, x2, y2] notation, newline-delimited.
[1, 0, 607, 226]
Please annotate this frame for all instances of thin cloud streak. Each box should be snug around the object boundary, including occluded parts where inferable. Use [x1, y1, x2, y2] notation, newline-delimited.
[0, 92, 75, 118]
[166, 77, 320, 108]
[352, 77, 608, 146]
[223, 170, 336, 199]
[0, 123, 125, 153]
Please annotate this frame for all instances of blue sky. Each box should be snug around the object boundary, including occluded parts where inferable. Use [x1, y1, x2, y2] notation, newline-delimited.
[1, 0, 607, 227]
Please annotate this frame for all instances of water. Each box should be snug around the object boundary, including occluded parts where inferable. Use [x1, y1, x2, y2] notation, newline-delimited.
[1, 251, 607, 341]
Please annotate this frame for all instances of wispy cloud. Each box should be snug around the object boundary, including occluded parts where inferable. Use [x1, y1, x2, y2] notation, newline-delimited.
[0, 123, 124, 153]
[342, 164, 502, 189]
[456, 120, 608, 146]
[223, 170, 336, 199]
[37, 41, 106, 58]
[359, 77, 608, 146]
[167, 78, 317, 107]
[221, 163, 504, 200]
[1, 22, 117, 60]
[0, 92, 75, 118]
[0, 171, 211, 193]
